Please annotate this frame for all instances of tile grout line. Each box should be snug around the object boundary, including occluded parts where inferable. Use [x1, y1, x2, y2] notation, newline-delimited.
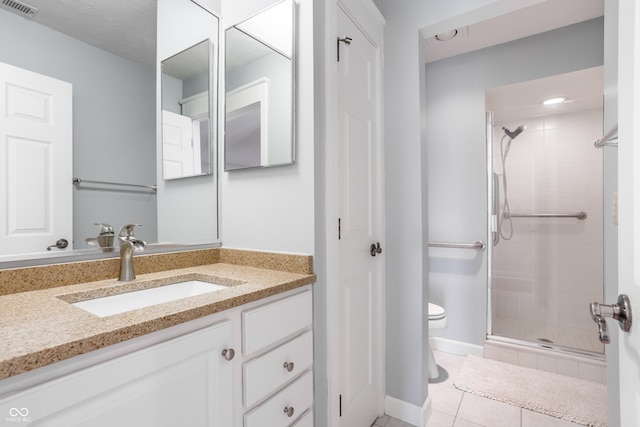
[454, 390, 465, 420]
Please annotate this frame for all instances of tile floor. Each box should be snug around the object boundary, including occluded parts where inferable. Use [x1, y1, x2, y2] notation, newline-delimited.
[371, 350, 590, 427]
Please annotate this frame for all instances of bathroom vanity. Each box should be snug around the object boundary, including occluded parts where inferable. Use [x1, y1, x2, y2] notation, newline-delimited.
[0, 249, 315, 427]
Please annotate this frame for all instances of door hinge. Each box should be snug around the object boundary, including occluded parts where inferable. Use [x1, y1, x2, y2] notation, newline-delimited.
[339, 394, 342, 417]
[338, 218, 341, 240]
[337, 36, 352, 62]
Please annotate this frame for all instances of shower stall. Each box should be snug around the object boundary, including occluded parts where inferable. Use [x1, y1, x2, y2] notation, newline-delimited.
[486, 75, 605, 358]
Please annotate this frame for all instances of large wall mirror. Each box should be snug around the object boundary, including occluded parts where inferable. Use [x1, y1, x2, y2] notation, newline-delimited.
[224, 0, 294, 171]
[161, 39, 214, 180]
[0, 0, 220, 265]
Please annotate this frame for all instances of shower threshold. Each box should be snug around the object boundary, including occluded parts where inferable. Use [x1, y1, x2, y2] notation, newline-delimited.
[486, 335, 605, 362]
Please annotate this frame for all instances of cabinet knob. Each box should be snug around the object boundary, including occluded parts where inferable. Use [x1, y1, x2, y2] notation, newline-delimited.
[221, 348, 235, 361]
[283, 406, 295, 417]
[283, 361, 295, 372]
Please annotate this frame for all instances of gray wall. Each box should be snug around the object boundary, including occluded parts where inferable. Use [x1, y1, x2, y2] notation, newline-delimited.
[220, 0, 315, 254]
[162, 71, 209, 113]
[0, 8, 157, 247]
[226, 48, 293, 167]
[157, 0, 219, 244]
[377, 0, 500, 409]
[161, 74, 183, 114]
[425, 18, 604, 347]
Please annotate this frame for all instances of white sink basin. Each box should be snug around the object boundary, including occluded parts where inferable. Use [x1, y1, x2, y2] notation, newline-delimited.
[72, 280, 227, 317]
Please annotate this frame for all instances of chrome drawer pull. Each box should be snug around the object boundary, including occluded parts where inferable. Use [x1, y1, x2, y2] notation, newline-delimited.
[221, 348, 235, 361]
[283, 361, 295, 372]
[283, 406, 295, 417]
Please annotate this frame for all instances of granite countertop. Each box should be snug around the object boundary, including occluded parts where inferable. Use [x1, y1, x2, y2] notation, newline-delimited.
[0, 259, 315, 380]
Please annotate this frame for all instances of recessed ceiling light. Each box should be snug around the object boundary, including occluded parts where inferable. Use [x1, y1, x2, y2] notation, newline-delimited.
[434, 30, 458, 41]
[543, 96, 567, 106]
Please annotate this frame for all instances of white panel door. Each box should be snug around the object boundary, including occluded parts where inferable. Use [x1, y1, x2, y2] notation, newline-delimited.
[0, 61, 72, 255]
[617, 1, 640, 426]
[337, 7, 383, 426]
[162, 109, 195, 179]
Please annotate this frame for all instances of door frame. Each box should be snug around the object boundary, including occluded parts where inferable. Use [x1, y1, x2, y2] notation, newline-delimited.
[325, 0, 386, 425]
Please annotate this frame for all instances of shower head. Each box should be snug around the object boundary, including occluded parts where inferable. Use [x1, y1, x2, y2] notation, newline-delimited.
[502, 125, 526, 139]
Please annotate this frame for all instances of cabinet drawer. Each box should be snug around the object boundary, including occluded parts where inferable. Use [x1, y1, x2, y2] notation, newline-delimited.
[242, 290, 312, 355]
[291, 409, 313, 427]
[244, 330, 313, 407]
[244, 370, 313, 427]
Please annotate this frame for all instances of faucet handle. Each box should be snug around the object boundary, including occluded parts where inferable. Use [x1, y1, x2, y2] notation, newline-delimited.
[119, 224, 141, 238]
[94, 223, 114, 235]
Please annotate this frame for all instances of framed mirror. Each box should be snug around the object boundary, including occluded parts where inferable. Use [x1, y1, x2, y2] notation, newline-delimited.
[224, 0, 294, 171]
[161, 39, 214, 180]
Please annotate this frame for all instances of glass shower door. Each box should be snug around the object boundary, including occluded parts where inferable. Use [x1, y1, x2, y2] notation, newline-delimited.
[487, 85, 605, 355]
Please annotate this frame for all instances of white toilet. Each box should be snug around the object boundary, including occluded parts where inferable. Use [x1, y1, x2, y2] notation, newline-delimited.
[427, 302, 447, 380]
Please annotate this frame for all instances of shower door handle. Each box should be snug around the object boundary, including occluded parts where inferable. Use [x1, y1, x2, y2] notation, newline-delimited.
[589, 294, 632, 344]
[492, 172, 500, 246]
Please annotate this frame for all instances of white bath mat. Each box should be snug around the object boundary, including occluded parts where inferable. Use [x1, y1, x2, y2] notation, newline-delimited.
[453, 355, 607, 427]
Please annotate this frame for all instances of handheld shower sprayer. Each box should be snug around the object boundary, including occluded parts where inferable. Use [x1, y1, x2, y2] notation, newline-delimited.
[497, 124, 526, 242]
[502, 125, 526, 139]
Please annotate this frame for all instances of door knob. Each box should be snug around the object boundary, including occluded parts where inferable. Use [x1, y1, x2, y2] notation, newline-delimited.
[590, 294, 632, 344]
[370, 242, 382, 257]
[47, 239, 69, 251]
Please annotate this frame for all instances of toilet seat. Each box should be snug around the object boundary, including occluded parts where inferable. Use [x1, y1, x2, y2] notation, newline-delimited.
[427, 302, 447, 380]
[428, 303, 446, 321]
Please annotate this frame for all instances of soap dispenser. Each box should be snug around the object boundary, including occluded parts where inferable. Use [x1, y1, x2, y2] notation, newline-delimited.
[85, 223, 115, 252]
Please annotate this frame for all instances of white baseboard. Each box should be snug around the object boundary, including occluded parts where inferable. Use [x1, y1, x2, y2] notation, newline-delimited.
[431, 337, 484, 357]
[384, 394, 432, 427]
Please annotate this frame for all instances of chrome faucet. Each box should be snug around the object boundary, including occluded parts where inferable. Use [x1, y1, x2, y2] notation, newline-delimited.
[117, 224, 146, 281]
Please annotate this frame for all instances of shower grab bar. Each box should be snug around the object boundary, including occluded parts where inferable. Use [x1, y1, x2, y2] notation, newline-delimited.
[594, 124, 618, 148]
[428, 241, 486, 250]
[506, 211, 587, 220]
[73, 178, 157, 191]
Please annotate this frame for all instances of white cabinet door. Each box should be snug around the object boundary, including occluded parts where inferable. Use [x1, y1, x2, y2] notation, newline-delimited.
[0, 61, 72, 256]
[0, 321, 234, 427]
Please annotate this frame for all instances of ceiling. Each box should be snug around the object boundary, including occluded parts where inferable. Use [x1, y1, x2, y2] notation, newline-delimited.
[420, 0, 605, 124]
[422, 0, 604, 64]
[486, 66, 604, 123]
[4, 0, 605, 70]
[1, 0, 157, 66]
[3, 0, 606, 119]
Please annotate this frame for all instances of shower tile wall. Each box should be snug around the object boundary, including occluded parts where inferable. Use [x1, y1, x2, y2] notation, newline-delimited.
[492, 109, 604, 353]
